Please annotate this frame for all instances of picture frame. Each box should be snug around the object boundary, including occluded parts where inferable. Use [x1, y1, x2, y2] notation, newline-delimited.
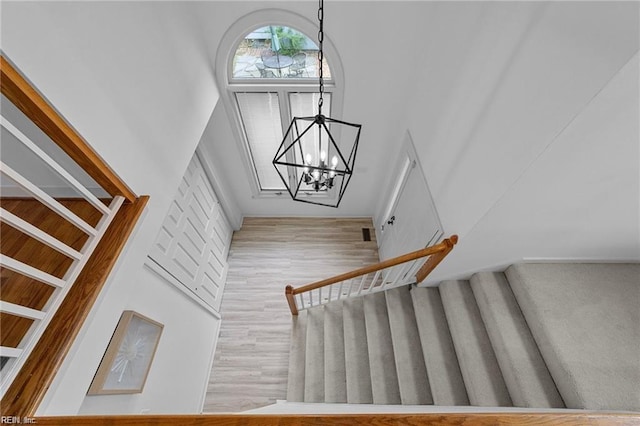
[87, 310, 163, 395]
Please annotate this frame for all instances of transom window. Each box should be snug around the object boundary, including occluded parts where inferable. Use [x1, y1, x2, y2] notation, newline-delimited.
[232, 26, 331, 80]
[224, 23, 336, 195]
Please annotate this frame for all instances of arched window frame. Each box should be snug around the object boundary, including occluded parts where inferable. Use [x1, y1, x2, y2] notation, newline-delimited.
[215, 9, 345, 198]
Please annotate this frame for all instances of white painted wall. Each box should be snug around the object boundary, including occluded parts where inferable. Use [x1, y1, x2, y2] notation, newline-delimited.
[405, 2, 638, 238]
[78, 267, 220, 415]
[397, 2, 640, 279]
[426, 53, 640, 282]
[1, 1, 222, 415]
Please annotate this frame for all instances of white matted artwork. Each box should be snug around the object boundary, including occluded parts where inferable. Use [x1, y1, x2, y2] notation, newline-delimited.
[87, 311, 163, 395]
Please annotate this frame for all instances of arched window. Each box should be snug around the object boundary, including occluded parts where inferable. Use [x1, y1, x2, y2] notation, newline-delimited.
[216, 10, 344, 196]
[231, 25, 331, 80]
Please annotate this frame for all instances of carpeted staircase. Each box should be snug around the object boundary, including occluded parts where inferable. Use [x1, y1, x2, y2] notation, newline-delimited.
[287, 263, 640, 411]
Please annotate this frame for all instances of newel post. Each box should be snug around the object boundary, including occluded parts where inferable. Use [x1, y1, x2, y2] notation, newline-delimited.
[415, 234, 459, 284]
[285, 285, 299, 316]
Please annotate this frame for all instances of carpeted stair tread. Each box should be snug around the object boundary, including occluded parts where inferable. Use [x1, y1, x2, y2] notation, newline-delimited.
[470, 272, 565, 408]
[363, 291, 401, 404]
[506, 263, 640, 411]
[286, 310, 307, 402]
[304, 306, 325, 402]
[324, 299, 347, 403]
[440, 279, 512, 407]
[411, 286, 469, 406]
[342, 297, 373, 404]
[288, 262, 639, 411]
[385, 286, 433, 405]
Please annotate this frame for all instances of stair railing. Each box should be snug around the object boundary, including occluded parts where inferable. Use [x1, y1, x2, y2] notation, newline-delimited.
[0, 55, 148, 416]
[0, 58, 131, 396]
[285, 235, 458, 315]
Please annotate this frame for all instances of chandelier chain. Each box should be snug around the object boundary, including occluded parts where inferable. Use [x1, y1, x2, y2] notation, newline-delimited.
[317, 0, 324, 115]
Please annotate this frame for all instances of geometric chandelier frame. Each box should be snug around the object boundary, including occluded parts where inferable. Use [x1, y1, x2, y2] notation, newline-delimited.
[273, 114, 361, 207]
[272, 0, 362, 208]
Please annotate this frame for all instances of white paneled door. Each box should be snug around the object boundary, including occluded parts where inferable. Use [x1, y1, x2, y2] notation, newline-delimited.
[150, 154, 232, 312]
[378, 132, 443, 261]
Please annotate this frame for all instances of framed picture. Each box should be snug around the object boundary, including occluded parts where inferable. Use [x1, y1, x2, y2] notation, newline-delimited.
[87, 310, 163, 395]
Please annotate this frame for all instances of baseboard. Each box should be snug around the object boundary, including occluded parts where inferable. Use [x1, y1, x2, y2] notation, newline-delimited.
[419, 258, 523, 286]
[144, 257, 222, 319]
[522, 257, 640, 263]
[244, 400, 602, 414]
[419, 256, 640, 286]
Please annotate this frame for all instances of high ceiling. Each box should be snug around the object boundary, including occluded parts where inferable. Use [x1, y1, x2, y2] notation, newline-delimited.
[2, 1, 638, 269]
[188, 1, 638, 221]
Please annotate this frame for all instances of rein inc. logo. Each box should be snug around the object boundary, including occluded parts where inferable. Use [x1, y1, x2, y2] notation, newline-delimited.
[1, 417, 36, 424]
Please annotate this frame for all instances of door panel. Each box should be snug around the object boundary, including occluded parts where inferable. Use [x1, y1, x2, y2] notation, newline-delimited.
[379, 133, 443, 261]
[149, 154, 232, 312]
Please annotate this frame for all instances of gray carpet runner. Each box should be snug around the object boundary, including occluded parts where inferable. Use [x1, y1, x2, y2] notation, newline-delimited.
[287, 263, 640, 411]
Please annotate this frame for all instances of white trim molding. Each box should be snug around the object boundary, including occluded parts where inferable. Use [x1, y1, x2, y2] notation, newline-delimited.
[214, 8, 346, 199]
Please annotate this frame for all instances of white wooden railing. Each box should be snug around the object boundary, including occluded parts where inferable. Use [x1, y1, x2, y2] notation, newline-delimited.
[285, 235, 458, 315]
[0, 114, 124, 396]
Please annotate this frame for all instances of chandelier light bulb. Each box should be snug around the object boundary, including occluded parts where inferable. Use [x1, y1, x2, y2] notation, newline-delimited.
[331, 155, 338, 168]
[320, 150, 326, 162]
[305, 153, 312, 165]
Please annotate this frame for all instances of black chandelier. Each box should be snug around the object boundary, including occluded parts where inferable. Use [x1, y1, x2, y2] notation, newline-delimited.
[272, 0, 361, 208]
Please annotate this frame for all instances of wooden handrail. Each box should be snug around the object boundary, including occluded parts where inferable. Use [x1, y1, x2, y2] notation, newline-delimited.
[285, 235, 458, 315]
[29, 412, 640, 425]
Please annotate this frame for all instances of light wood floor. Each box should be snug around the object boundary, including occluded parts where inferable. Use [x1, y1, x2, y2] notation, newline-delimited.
[203, 217, 380, 413]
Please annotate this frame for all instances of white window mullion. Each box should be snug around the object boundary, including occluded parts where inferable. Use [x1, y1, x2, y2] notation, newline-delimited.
[279, 87, 299, 192]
